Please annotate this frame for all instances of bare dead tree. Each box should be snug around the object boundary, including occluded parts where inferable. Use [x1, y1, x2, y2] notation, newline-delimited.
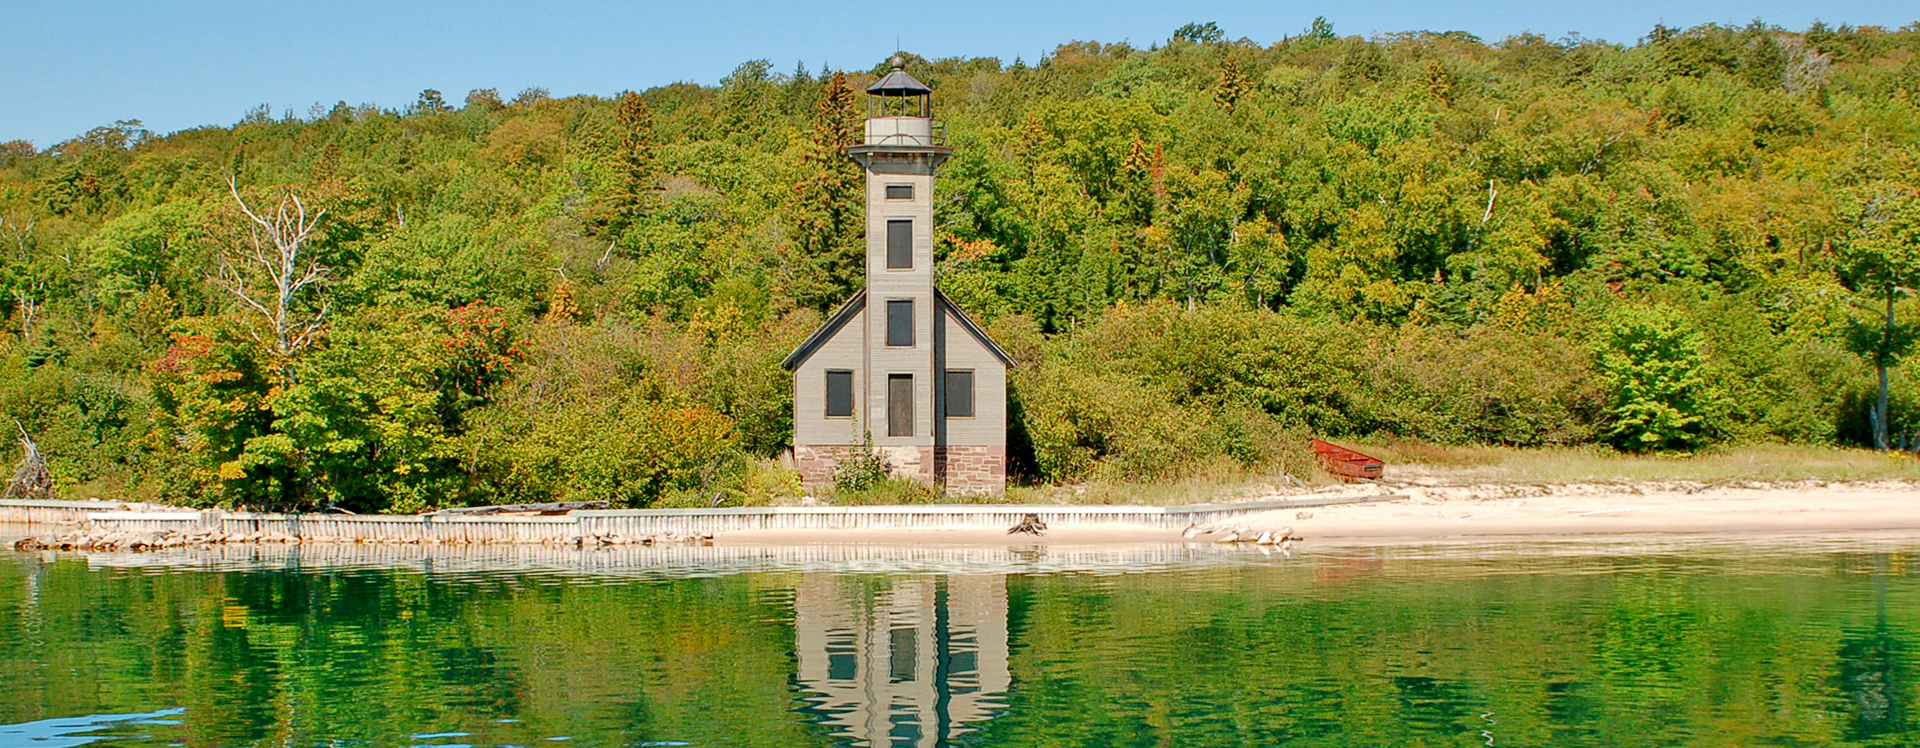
[218, 178, 329, 374]
[595, 240, 617, 274]
[1479, 180, 1499, 229]
[0, 214, 33, 255]
[2, 424, 52, 500]
[3, 216, 43, 344]
[13, 292, 38, 344]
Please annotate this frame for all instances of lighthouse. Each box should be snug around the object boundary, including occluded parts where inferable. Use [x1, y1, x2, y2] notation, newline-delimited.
[782, 55, 1013, 496]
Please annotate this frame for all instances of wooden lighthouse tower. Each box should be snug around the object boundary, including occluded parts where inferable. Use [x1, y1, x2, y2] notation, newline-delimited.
[782, 55, 1013, 496]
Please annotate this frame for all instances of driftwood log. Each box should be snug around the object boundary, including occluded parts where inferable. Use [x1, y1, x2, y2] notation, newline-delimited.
[1007, 513, 1047, 536]
[428, 501, 610, 516]
[2, 427, 52, 500]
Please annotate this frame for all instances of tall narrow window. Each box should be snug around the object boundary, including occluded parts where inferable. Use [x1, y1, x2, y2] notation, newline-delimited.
[944, 370, 975, 418]
[887, 219, 912, 269]
[886, 299, 914, 346]
[888, 627, 917, 682]
[885, 184, 914, 200]
[887, 374, 914, 436]
[825, 370, 854, 417]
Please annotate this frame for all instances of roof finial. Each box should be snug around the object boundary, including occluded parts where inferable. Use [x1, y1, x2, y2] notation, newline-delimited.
[889, 53, 907, 71]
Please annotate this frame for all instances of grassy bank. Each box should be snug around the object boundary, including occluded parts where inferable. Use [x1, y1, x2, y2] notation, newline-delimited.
[1360, 441, 1920, 486]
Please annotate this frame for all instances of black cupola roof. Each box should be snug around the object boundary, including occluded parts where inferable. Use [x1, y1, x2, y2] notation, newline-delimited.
[866, 54, 932, 97]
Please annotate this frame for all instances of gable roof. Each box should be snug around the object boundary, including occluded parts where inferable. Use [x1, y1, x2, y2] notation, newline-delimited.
[779, 288, 1017, 371]
[781, 289, 865, 371]
[936, 289, 1017, 367]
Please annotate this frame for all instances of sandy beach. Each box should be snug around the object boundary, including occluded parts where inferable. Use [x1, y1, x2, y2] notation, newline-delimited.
[1230, 480, 1920, 539]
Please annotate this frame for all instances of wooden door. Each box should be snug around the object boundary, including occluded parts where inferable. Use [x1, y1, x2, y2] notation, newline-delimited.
[887, 374, 913, 436]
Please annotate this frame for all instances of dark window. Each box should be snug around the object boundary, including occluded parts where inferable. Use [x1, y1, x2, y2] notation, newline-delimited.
[888, 374, 913, 436]
[887, 219, 912, 269]
[945, 370, 975, 418]
[886, 299, 914, 346]
[949, 650, 979, 688]
[885, 184, 913, 200]
[828, 653, 856, 681]
[825, 370, 853, 417]
[889, 627, 917, 682]
[888, 713, 923, 745]
[827, 632, 856, 680]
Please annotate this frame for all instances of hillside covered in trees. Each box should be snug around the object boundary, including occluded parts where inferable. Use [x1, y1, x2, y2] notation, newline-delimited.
[2, 20, 1919, 511]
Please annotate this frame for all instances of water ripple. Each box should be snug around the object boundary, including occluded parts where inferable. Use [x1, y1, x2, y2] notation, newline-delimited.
[0, 708, 185, 748]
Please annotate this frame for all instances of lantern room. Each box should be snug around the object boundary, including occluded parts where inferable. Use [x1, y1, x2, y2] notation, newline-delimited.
[863, 54, 943, 148]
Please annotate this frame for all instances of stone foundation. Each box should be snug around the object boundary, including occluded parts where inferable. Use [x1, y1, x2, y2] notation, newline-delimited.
[794, 444, 1005, 497]
[936, 445, 1006, 497]
[794, 445, 857, 491]
[794, 445, 937, 492]
[877, 446, 935, 485]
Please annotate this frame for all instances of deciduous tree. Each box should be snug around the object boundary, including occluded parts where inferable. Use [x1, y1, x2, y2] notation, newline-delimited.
[1595, 306, 1721, 451]
[1840, 183, 1920, 449]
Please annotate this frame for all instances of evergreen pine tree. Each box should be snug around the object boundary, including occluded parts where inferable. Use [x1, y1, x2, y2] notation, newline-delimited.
[1215, 55, 1254, 111]
[787, 72, 866, 308]
[602, 91, 660, 234]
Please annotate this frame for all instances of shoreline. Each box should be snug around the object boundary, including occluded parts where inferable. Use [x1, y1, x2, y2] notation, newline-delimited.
[6, 481, 1917, 549]
[718, 481, 1920, 545]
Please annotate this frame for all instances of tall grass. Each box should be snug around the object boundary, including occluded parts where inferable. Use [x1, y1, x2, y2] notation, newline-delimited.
[1327, 440, 1920, 485]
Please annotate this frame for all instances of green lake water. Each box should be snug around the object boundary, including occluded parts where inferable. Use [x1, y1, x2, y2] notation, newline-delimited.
[2, 534, 1918, 748]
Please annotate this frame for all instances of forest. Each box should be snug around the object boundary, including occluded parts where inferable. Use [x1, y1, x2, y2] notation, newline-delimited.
[1, 19, 1919, 511]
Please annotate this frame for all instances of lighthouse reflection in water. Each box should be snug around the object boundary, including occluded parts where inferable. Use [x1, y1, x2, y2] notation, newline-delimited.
[793, 574, 1010, 747]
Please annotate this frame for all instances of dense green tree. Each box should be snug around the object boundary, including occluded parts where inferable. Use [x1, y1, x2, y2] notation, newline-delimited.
[1594, 306, 1722, 451]
[1173, 21, 1224, 45]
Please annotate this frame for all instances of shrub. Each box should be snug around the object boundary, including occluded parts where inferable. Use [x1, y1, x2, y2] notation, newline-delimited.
[1070, 302, 1371, 432]
[831, 442, 889, 494]
[1011, 303, 1349, 483]
[829, 475, 939, 506]
[1365, 324, 1607, 446]
[1014, 364, 1206, 482]
[1594, 305, 1722, 451]
[735, 458, 805, 505]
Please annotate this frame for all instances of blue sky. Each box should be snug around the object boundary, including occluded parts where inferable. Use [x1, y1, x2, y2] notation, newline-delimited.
[2, 1, 1912, 149]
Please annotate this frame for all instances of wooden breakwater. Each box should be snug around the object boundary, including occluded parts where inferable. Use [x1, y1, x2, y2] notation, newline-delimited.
[0, 498, 167, 525]
[5, 495, 1403, 545]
